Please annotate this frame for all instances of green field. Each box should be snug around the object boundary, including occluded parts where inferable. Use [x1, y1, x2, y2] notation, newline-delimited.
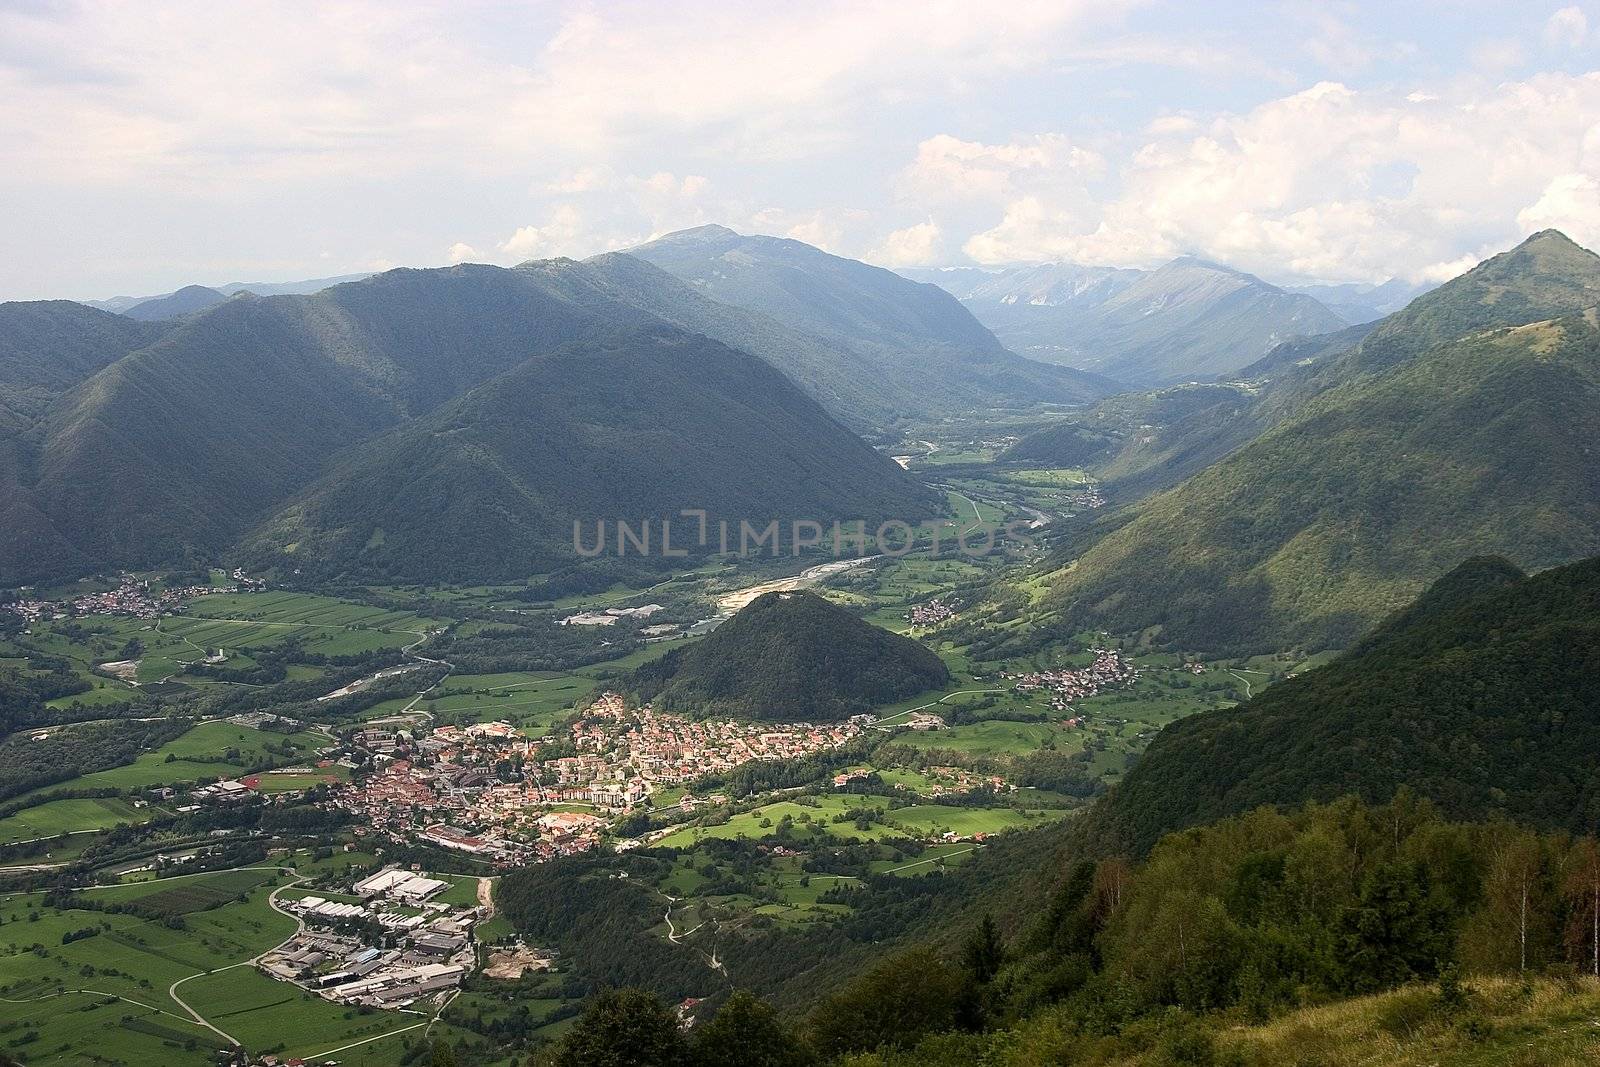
[367, 670, 594, 731]
[655, 794, 903, 849]
[0, 796, 160, 844]
[0, 865, 432, 1066]
[175, 965, 429, 1063]
[29, 721, 329, 796]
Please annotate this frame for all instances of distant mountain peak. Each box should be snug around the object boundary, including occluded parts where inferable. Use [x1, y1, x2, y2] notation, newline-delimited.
[653, 223, 741, 243]
[1162, 255, 1246, 276]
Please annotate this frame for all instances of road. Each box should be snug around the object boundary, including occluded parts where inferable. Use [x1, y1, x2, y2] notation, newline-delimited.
[870, 688, 1009, 727]
[163, 874, 308, 1048]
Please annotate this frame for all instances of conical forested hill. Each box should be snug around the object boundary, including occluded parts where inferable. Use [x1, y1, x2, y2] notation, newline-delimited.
[630, 590, 950, 721]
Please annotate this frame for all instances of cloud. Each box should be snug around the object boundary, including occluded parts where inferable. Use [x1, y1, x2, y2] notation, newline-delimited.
[1518, 173, 1600, 248]
[897, 133, 1104, 203]
[943, 74, 1600, 282]
[870, 221, 943, 266]
[445, 242, 480, 264]
[497, 206, 588, 262]
[1545, 6, 1589, 48]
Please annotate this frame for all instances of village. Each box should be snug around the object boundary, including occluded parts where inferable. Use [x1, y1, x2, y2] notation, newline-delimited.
[327, 692, 869, 864]
[1008, 648, 1140, 711]
[2, 568, 264, 624]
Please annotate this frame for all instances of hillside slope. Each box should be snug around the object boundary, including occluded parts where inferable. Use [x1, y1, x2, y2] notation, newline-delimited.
[1, 258, 936, 584]
[628, 226, 1119, 426]
[1095, 554, 1600, 852]
[1045, 231, 1600, 651]
[630, 590, 950, 720]
[246, 330, 937, 582]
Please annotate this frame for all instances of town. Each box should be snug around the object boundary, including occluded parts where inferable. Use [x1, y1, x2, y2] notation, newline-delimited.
[328, 692, 868, 863]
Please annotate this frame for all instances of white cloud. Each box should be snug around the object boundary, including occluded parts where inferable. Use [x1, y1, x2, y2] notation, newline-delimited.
[1518, 173, 1600, 248]
[445, 242, 480, 264]
[898, 133, 1104, 203]
[1545, 6, 1589, 48]
[498, 206, 588, 262]
[869, 221, 944, 266]
[945, 74, 1600, 282]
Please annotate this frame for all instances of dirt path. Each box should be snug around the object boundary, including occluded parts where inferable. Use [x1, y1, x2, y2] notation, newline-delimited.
[476, 876, 494, 917]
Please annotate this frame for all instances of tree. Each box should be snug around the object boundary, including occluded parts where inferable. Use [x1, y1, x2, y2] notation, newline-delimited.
[694, 990, 812, 1067]
[960, 914, 1005, 985]
[1338, 861, 1452, 993]
[1562, 836, 1600, 977]
[1466, 827, 1555, 974]
[806, 947, 962, 1058]
[428, 1041, 460, 1067]
[551, 988, 689, 1067]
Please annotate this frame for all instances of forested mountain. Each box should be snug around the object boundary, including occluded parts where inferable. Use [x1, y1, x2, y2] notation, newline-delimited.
[0, 301, 167, 434]
[1042, 230, 1600, 651]
[912, 255, 1348, 385]
[537, 251, 965, 433]
[246, 329, 936, 582]
[122, 284, 227, 321]
[0, 258, 934, 584]
[1095, 554, 1600, 853]
[630, 591, 950, 720]
[627, 226, 1119, 424]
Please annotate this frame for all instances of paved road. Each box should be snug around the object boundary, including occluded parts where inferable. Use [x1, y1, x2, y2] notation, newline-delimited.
[164, 873, 307, 1049]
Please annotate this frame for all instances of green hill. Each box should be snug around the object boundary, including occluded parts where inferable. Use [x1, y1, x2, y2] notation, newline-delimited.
[1043, 231, 1600, 651]
[247, 328, 937, 582]
[0, 258, 937, 584]
[1095, 553, 1600, 853]
[630, 591, 950, 720]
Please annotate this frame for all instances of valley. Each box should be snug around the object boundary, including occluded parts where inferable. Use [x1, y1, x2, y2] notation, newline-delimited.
[0, 446, 1268, 1065]
[7, 220, 1600, 1066]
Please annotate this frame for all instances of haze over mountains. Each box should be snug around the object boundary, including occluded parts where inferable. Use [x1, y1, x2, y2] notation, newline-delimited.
[627, 225, 1120, 423]
[87, 274, 374, 315]
[1042, 229, 1600, 652]
[905, 255, 1359, 386]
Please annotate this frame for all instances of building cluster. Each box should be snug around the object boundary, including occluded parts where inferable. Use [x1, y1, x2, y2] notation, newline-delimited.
[1064, 487, 1107, 510]
[328, 692, 866, 864]
[559, 603, 664, 626]
[904, 597, 958, 627]
[1009, 649, 1139, 711]
[912, 765, 1011, 796]
[5, 571, 262, 624]
[258, 865, 477, 1009]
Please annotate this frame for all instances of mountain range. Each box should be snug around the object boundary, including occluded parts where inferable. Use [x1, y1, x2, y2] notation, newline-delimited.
[86, 273, 374, 315]
[0, 246, 972, 585]
[627, 226, 1120, 426]
[906, 256, 1353, 385]
[1040, 229, 1600, 652]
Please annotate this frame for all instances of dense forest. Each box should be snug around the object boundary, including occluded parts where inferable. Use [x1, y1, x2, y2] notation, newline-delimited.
[1096, 554, 1600, 852]
[513, 794, 1600, 1066]
[629, 591, 949, 721]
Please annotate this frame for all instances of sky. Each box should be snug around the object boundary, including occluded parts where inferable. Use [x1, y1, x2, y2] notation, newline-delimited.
[2, 0, 1599, 300]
